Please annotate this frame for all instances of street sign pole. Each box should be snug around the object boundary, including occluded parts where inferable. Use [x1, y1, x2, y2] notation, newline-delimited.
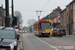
[12, 0, 14, 18]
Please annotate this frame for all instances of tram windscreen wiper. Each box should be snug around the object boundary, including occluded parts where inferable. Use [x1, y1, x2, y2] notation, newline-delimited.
[0, 38, 4, 43]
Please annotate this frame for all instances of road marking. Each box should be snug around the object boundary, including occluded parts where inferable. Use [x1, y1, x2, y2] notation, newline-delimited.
[36, 38, 59, 50]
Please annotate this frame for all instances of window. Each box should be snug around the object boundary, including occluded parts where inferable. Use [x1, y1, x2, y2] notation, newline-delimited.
[59, 18, 60, 20]
[0, 10, 1, 16]
[0, 19, 1, 21]
[71, 4, 73, 9]
[0, 30, 15, 39]
[40, 23, 51, 29]
[71, 10, 73, 18]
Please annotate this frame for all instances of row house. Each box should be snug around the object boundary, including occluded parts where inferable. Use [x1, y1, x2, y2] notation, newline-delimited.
[41, 6, 61, 29]
[49, 6, 61, 28]
[60, 0, 75, 35]
[0, 6, 6, 26]
[52, 16, 60, 28]
[60, 9, 68, 34]
[49, 6, 61, 20]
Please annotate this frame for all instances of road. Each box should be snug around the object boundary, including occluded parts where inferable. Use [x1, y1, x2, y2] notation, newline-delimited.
[21, 33, 75, 50]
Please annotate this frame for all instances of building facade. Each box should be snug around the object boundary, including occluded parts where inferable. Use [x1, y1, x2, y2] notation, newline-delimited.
[52, 16, 60, 28]
[50, 6, 61, 28]
[73, 1, 75, 35]
[60, 0, 75, 35]
[41, 6, 61, 29]
[60, 8, 68, 34]
[0, 6, 6, 26]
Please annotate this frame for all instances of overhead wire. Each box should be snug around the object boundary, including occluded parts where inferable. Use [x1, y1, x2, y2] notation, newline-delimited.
[19, 0, 50, 12]
[41, 0, 50, 10]
[40, 0, 50, 19]
[33, 0, 50, 18]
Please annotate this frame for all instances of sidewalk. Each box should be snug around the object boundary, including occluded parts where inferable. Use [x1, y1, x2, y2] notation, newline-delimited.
[18, 34, 23, 50]
[66, 34, 75, 37]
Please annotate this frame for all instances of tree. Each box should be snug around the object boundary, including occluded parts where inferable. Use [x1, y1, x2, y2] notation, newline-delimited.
[27, 19, 36, 32]
[27, 19, 36, 26]
[14, 11, 23, 29]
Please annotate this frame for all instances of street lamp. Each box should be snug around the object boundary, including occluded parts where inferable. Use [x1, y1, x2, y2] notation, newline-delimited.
[36, 10, 42, 21]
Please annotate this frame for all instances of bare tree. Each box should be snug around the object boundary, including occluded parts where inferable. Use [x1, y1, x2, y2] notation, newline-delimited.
[27, 19, 36, 32]
[27, 19, 36, 26]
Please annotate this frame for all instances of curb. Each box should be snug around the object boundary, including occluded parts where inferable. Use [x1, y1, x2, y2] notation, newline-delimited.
[66, 35, 75, 37]
[20, 34, 24, 50]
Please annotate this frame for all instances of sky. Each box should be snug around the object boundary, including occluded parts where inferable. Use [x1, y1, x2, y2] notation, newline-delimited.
[0, 0, 73, 27]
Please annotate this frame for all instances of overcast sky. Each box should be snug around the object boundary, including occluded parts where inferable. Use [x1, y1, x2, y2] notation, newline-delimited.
[0, 0, 72, 27]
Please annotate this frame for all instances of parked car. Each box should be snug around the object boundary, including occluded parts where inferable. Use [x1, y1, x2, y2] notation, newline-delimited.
[22, 30, 24, 33]
[52, 29, 63, 37]
[24, 30, 27, 33]
[15, 29, 20, 40]
[19, 30, 22, 33]
[0, 26, 4, 29]
[0, 27, 18, 50]
[60, 29, 66, 36]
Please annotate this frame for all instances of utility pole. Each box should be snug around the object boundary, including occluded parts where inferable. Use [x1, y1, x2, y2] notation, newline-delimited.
[1, 4, 3, 26]
[5, 0, 10, 27]
[36, 10, 42, 21]
[12, 0, 17, 27]
[12, 0, 14, 18]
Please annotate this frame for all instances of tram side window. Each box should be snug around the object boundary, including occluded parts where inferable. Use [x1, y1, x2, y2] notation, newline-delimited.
[37, 24, 38, 28]
[40, 23, 41, 29]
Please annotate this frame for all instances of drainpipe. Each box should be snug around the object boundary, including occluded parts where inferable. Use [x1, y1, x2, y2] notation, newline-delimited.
[69, 5, 71, 35]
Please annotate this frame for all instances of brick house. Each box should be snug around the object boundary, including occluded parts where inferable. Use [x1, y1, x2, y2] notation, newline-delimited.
[49, 6, 61, 20]
[50, 6, 61, 28]
[60, 8, 68, 34]
[60, 0, 75, 35]
[41, 6, 62, 29]
[52, 16, 60, 28]
[0, 6, 6, 26]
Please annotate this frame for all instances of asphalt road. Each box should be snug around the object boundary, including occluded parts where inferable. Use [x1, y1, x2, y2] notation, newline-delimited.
[22, 33, 56, 50]
[21, 33, 75, 50]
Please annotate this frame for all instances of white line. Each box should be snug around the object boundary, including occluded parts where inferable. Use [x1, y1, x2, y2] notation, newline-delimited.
[36, 38, 59, 50]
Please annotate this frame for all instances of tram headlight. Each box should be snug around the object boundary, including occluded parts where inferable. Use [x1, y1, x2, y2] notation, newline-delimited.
[43, 31, 45, 33]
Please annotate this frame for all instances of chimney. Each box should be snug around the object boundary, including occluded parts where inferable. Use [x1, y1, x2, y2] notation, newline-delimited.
[58, 6, 60, 9]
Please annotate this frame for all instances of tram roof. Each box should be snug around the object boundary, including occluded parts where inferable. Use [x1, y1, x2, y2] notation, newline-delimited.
[33, 20, 51, 25]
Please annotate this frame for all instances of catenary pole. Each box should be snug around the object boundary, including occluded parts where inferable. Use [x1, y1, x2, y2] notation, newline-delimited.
[12, 0, 14, 18]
